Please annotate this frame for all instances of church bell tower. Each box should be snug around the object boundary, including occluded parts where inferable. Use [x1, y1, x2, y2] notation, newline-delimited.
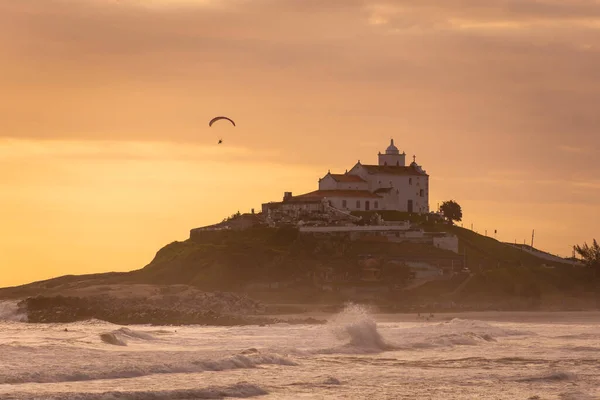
[378, 139, 406, 166]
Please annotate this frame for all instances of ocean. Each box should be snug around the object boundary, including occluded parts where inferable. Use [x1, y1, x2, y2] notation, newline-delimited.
[1, 302, 598, 399]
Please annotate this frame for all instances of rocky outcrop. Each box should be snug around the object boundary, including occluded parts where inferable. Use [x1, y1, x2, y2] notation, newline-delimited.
[17, 295, 325, 326]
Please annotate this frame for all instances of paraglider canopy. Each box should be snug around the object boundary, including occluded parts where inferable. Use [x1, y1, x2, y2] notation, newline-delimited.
[209, 116, 236, 127]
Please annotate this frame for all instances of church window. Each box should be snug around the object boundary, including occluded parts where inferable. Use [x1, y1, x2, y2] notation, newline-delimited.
[356, 200, 361, 208]
[396, 161, 399, 166]
[409, 178, 412, 185]
[342, 200, 347, 208]
[374, 201, 379, 209]
[420, 189, 424, 197]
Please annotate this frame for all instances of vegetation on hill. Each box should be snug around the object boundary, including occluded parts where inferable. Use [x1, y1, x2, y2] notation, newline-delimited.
[439, 200, 462, 225]
[1, 223, 597, 311]
[574, 239, 600, 274]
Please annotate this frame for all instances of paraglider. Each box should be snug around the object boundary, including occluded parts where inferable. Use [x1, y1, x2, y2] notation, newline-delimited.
[209, 116, 235, 144]
[209, 116, 235, 127]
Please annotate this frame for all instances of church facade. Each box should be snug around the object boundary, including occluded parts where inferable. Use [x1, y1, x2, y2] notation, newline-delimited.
[271, 139, 430, 214]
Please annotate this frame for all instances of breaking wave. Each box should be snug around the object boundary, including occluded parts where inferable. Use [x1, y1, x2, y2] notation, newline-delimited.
[5, 382, 267, 400]
[100, 327, 157, 346]
[1, 352, 297, 384]
[325, 303, 396, 353]
[0, 301, 27, 322]
[312, 305, 528, 354]
[428, 318, 532, 337]
[394, 318, 532, 349]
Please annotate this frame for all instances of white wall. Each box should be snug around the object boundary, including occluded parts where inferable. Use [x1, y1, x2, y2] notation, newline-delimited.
[347, 164, 429, 213]
[378, 153, 406, 166]
[327, 195, 383, 211]
[299, 223, 411, 232]
[433, 235, 459, 254]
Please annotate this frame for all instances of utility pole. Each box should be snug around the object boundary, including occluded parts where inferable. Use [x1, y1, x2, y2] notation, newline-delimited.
[531, 229, 535, 248]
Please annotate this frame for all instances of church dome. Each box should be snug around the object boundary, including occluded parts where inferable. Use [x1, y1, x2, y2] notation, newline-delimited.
[385, 139, 399, 155]
[410, 155, 418, 167]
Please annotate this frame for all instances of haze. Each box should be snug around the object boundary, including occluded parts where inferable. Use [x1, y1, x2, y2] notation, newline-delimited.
[1, 0, 598, 286]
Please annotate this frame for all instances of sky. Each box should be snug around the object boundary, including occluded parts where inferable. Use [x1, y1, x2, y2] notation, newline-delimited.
[1, 0, 599, 287]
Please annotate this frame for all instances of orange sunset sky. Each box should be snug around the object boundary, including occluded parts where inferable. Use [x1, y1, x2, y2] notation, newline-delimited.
[1, 0, 599, 287]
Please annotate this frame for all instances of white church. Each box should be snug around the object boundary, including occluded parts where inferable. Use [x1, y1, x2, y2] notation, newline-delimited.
[266, 139, 430, 214]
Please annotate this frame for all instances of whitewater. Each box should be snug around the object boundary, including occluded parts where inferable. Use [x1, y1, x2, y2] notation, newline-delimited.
[1, 303, 599, 399]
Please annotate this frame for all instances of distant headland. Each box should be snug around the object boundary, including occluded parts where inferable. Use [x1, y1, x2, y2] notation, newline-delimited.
[0, 140, 596, 325]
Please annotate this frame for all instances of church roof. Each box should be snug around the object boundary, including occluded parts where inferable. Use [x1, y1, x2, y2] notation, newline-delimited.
[289, 190, 382, 201]
[328, 173, 366, 183]
[360, 164, 428, 176]
[386, 139, 399, 155]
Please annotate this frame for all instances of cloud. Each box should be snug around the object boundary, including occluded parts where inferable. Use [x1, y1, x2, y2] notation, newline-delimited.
[0, 0, 599, 177]
[0, 138, 274, 163]
[572, 180, 600, 190]
[557, 145, 591, 154]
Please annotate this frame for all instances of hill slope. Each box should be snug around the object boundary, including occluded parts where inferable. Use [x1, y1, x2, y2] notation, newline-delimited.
[0, 225, 596, 311]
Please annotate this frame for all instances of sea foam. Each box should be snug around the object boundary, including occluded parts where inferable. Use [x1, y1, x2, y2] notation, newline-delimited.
[0, 301, 27, 322]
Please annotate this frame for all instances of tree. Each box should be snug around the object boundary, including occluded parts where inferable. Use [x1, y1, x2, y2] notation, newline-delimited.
[440, 200, 463, 225]
[574, 239, 600, 277]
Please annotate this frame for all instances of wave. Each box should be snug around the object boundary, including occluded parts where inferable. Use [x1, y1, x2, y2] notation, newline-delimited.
[72, 318, 119, 327]
[517, 371, 576, 383]
[4, 382, 267, 400]
[391, 317, 532, 350]
[1, 351, 297, 384]
[427, 318, 532, 337]
[324, 303, 395, 353]
[407, 332, 497, 348]
[562, 345, 600, 353]
[194, 353, 298, 370]
[557, 333, 600, 340]
[559, 390, 596, 400]
[100, 332, 127, 346]
[100, 327, 157, 346]
[0, 301, 27, 322]
[311, 305, 523, 354]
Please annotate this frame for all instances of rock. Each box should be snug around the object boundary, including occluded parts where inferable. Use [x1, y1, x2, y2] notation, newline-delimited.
[17, 294, 325, 326]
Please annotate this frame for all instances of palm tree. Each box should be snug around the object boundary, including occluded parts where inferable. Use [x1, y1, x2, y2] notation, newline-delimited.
[574, 239, 600, 278]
